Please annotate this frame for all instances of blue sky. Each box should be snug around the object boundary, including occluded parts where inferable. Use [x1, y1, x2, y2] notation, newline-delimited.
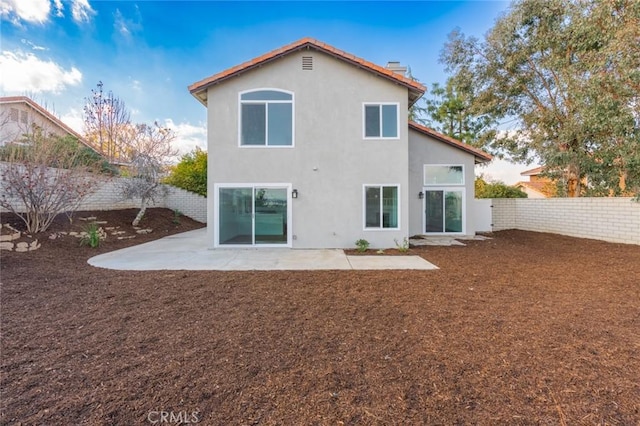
[0, 0, 527, 182]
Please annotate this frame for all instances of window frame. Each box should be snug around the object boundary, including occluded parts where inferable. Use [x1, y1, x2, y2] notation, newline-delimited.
[238, 88, 295, 148]
[362, 184, 401, 231]
[362, 102, 400, 140]
[423, 164, 465, 186]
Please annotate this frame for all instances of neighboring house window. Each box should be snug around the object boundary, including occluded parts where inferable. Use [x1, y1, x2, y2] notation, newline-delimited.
[363, 103, 399, 139]
[20, 110, 28, 124]
[364, 185, 399, 229]
[240, 89, 293, 146]
[424, 165, 464, 185]
[9, 108, 19, 122]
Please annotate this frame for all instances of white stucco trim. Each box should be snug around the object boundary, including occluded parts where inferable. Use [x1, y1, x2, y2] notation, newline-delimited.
[362, 102, 400, 140]
[362, 183, 402, 231]
[213, 183, 293, 248]
[237, 88, 295, 148]
[421, 186, 467, 235]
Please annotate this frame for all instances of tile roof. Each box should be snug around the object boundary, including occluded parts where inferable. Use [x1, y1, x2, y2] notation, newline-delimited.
[520, 166, 545, 176]
[0, 96, 97, 153]
[408, 121, 493, 163]
[515, 180, 556, 198]
[188, 37, 426, 105]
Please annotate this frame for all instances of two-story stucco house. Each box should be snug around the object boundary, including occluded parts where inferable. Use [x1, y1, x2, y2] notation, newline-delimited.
[189, 38, 491, 249]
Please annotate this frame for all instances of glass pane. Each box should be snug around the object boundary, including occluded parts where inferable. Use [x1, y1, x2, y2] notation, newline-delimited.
[445, 191, 463, 232]
[424, 165, 464, 185]
[382, 186, 398, 228]
[365, 186, 381, 228]
[255, 188, 287, 244]
[364, 105, 380, 137]
[219, 188, 253, 245]
[267, 103, 292, 146]
[241, 104, 266, 145]
[425, 190, 444, 232]
[381, 104, 398, 138]
[241, 90, 292, 101]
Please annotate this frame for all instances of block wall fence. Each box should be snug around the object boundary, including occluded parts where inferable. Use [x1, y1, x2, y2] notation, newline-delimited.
[0, 162, 207, 223]
[491, 198, 640, 245]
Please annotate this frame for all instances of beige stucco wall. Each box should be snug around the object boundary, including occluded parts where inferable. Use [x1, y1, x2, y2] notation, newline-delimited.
[205, 50, 410, 248]
[0, 102, 70, 145]
[408, 129, 478, 236]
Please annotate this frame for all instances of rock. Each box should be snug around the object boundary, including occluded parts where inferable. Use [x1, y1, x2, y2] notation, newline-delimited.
[0, 232, 21, 242]
[95, 221, 108, 224]
[0, 242, 13, 251]
[111, 231, 126, 235]
[49, 234, 58, 240]
[117, 235, 136, 240]
[79, 216, 97, 221]
[16, 242, 29, 249]
[136, 229, 153, 235]
[69, 232, 78, 236]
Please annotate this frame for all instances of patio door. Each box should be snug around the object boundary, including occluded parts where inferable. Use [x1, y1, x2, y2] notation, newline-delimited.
[217, 184, 291, 247]
[424, 188, 464, 234]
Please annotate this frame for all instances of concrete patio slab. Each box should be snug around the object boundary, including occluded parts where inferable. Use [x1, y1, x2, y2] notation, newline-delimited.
[88, 229, 438, 271]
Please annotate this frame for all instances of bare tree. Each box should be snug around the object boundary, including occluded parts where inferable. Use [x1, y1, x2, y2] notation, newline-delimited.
[83, 81, 131, 163]
[119, 122, 178, 226]
[0, 131, 101, 233]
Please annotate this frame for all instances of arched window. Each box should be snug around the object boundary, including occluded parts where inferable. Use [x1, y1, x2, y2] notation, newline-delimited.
[239, 89, 293, 146]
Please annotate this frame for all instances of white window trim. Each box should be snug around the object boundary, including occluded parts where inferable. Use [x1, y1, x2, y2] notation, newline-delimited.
[422, 186, 466, 235]
[214, 183, 293, 248]
[362, 184, 401, 231]
[362, 102, 400, 140]
[423, 164, 465, 186]
[238, 88, 295, 148]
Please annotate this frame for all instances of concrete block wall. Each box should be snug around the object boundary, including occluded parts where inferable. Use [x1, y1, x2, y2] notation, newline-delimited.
[1, 163, 206, 223]
[492, 198, 640, 245]
[163, 186, 207, 223]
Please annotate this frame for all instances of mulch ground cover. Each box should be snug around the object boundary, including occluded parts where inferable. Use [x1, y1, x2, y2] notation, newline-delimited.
[1, 208, 639, 425]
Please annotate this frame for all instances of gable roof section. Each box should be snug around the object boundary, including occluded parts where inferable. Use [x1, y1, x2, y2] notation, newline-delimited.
[0, 96, 99, 155]
[520, 166, 544, 176]
[408, 121, 492, 163]
[189, 37, 426, 106]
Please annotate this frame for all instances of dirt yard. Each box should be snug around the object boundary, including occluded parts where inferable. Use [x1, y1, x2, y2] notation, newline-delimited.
[1, 208, 639, 425]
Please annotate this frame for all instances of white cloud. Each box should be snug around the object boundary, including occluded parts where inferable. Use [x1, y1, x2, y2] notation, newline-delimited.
[60, 108, 84, 134]
[71, 0, 95, 24]
[53, 0, 64, 18]
[0, 0, 50, 24]
[164, 119, 207, 156]
[21, 38, 47, 51]
[0, 50, 82, 94]
[114, 9, 130, 37]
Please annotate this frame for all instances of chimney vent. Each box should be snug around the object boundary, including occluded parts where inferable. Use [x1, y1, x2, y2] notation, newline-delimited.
[386, 61, 407, 76]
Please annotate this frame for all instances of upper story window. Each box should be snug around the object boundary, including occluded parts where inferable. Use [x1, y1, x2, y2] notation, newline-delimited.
[424, 165, 464, 186]
[240, 89, 293, 147]
[363, 103, 399, 139]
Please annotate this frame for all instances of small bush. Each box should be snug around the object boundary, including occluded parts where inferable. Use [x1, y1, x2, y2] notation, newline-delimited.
[394, 237, 410, 253]
[355, 239, 370, 253]
[80, 223, 102, 248]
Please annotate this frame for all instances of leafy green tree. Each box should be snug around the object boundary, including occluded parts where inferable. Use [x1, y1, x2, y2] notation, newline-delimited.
[420, 80, 496, 149]
[475, 177, 527, 199]
[442, 0, 640, 197]
[164, 148, 207, 196]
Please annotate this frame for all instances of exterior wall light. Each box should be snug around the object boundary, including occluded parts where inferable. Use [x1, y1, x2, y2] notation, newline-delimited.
[292, 189, 298, 199]
[418, 191, 424, 199]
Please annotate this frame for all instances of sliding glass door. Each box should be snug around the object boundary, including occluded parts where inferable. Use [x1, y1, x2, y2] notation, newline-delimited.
[424, 188, 464, 233]
[217, 185, 290, 246]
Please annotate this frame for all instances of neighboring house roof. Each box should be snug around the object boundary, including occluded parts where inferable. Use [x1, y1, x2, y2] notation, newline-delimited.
[520, 166, 544, 176]
[515, 181, 555, 198]
[189, 37, 426, 106]
[0, 96, 100, 155]
[408, 121, 493, 163]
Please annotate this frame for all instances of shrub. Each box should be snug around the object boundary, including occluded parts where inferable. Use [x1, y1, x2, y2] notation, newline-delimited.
[80, 223, 102, 248]
[164, 148, 207, 196]
[475, 177, 527, 198]
[355, 239, 370, 253]
[394, 237, 410, 253]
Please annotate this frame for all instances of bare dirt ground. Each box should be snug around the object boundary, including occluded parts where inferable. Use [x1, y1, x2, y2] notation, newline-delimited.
[1, 208, 639, 425]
